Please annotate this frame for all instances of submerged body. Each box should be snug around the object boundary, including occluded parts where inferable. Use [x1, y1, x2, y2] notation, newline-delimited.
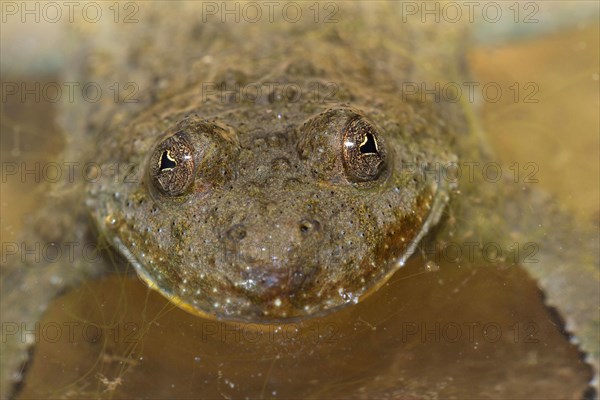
[1, 2, 598, 397]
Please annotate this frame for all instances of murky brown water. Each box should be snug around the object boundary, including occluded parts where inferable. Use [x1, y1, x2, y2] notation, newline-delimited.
[1, 4, 598, 400]
[12, 258, 593, 399]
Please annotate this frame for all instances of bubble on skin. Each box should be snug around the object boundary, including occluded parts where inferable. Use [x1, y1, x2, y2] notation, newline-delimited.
[337, 287, 358, 304]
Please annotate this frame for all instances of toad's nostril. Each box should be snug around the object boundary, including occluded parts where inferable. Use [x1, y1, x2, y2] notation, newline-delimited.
[226, 224, 247, 241]
[299, 219, 321, 236]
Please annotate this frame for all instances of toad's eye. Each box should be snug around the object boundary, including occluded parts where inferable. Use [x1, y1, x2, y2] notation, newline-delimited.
[342, 117, 387, 182]
[149, 132, 195, 196]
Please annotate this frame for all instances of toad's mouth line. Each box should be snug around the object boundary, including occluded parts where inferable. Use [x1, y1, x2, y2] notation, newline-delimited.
[112, 180, 450, 321]
[112, 236, 225, 320]
[357, 179, 451, 303]
[398, 181, 450, 268]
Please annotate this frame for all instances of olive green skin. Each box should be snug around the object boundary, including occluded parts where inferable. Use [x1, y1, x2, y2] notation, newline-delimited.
[76, 3, 470, 321]
[86, 71, 464, 320]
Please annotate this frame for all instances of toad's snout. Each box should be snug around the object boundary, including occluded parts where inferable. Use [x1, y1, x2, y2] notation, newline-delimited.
[219, 213, 323, 298]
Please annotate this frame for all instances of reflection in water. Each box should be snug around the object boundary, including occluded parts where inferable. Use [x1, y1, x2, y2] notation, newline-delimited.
[16, 257, 592, 399]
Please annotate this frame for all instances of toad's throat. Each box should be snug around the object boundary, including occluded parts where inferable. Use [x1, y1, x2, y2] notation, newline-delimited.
[111, 181, 450, 322]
